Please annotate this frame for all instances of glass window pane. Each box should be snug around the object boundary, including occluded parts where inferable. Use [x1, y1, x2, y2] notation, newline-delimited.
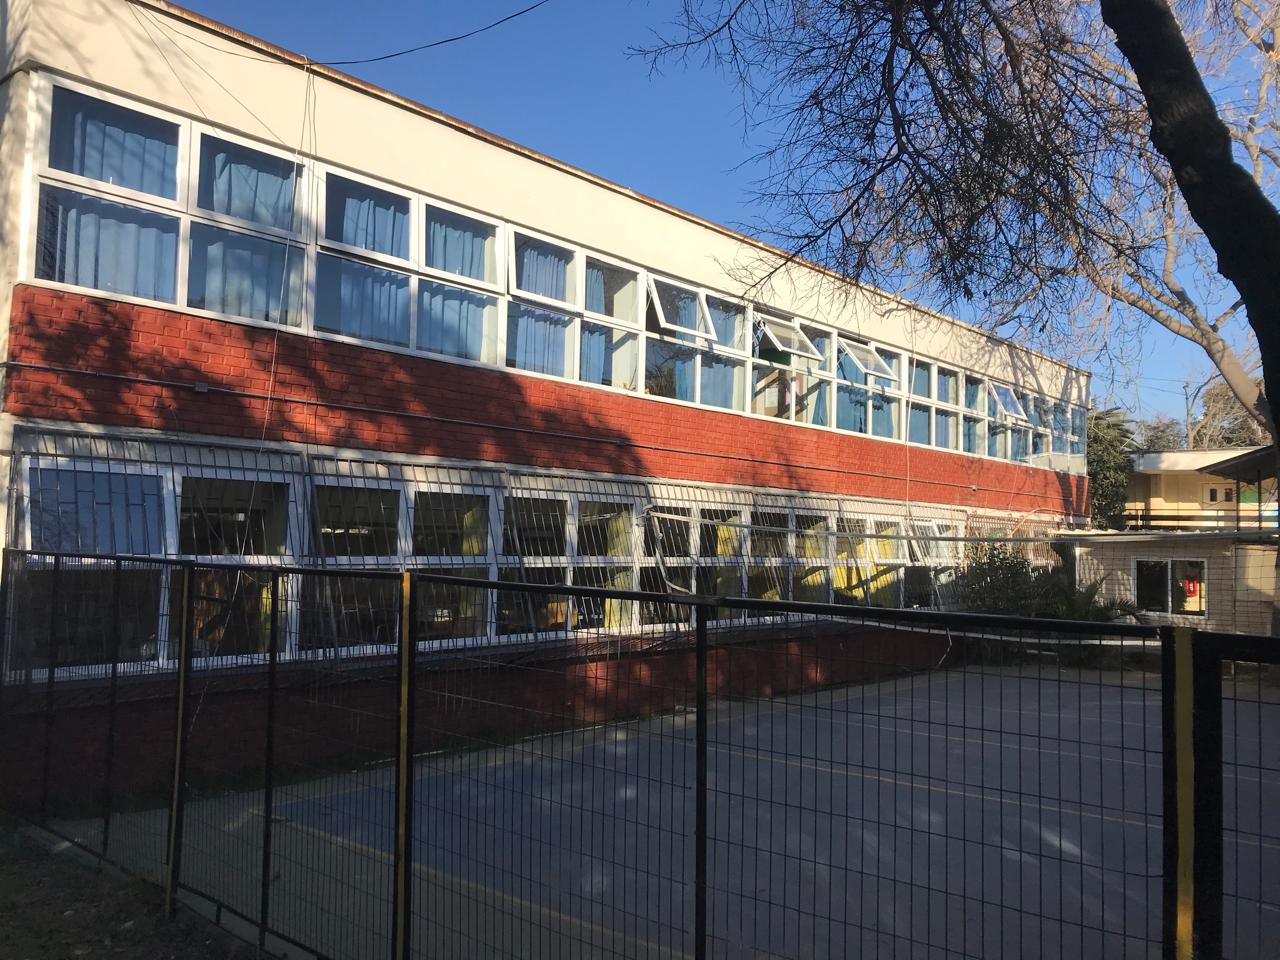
[181, 568, 276, 657]
[795, 375, 829, 426]
[50, 87, 179, 198]
[639, 566, 693, 624]
[645, 338, 696, 401]
[426, 207, 494, 282]
[316, 253, 410, 346]
[188, 223, 303, 325]
[988, 424, 1007, 458]
[325, 174, 409, 258]
[706, 297, 745, 350]
[507, 303, 572, 376]
[1071, 406, 1087, 436]
[753, 366, 791, 419]
[1135, 559, 1169, 613]
[837, 384, 868, 433]
[757, 315, 819, 361]
[514, 234, 572, 301]
[574, 566, 634, 629]
[645, 507, 691, 557]
[964, 376, 984, 410]
[910, 360, 932, 398]
[1010, 428, 1030, 462]
[746, 565, 788, 601]
[313, 486, 399, 556]
[578, 502, 633, 557]
[419, 280, 498, 362]
[695, 565, 742, 621]
[700, 354, 744, 410]
[23, 568, 162, 667]
[908, 403, 931, 444]
[30, 468, 164, 554]
[750, 511, 788, 557]
[497, 567, 568, 635]
[412, 492, 489, 557]
[699, 509, 740, 558]
[197, 135, 296, 230]
[872, 395, 899, 438]
[874, 350, 898, 389]
[37, 185, 178, 302]
[180, 478, 288, 555]
[298, 574, 399, 651]
[585, 259, 637, 323]
[963, 416, 983, 454]
[580, 322, 638, 390]
[796, 515, 827, 559]
[654, 281, 704, 335]
[415, 568, 488, 643]
[800, 326, 831, 372]
[934, 410, 956, 449]
[503, 496, 566, 556]
[937, 368, 958, 405]
[1171, 559, 1206, 616]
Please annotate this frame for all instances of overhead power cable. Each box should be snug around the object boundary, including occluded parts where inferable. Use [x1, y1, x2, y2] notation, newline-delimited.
[139, 0, 557, 66]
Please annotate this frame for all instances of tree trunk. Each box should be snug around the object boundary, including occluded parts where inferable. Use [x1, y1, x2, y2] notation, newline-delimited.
[1099, 0, 1280, 451]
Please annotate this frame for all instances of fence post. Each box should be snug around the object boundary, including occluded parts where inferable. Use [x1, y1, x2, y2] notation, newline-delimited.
[39, 554, 60, 825]
[694, 603, 708, 960]
[165, 563, 195, 918]
[100, 559, 123, 859]
[258, 573, 280, 951]
[0, 549, 11, 711]
[393, 572, 416, 960]
[1162, 626, 1224, 960]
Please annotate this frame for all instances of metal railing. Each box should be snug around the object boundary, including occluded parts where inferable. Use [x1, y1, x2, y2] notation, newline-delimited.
[0, 548, 1274, 959]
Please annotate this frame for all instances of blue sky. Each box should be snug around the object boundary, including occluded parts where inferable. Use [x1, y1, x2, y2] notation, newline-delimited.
[179, 0, 1218, 420]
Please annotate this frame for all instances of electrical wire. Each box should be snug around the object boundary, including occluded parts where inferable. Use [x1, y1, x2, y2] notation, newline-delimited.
[134, 0, 557, 67]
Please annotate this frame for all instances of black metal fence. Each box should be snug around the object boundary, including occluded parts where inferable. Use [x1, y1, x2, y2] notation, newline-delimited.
[0, 548, 1275, 959]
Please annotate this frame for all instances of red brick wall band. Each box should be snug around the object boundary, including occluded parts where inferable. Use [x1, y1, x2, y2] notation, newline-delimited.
[4, 285, 1086, 515]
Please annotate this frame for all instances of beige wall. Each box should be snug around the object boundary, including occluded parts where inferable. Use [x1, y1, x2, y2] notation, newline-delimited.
[0, 0, 1088, 404]
[1075, 538, 1276, 635]
[1125, 470, 1277, 524]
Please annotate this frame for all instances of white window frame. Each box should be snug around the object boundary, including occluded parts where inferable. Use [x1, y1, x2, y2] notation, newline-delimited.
[990, 383, 1031, 422]
[508, 226, 581, 311]
[35, 75, 191, 214]
[838, 337, 898, 382]
[649, 275, 717, 342]
[582, 250, 643, 327]
[317, 166, 418, 270]
[187, 122, 310, 243]
[1133, 557, 1208, 617]
[421, 195, 506, 294]
[755, 311, 822, 362]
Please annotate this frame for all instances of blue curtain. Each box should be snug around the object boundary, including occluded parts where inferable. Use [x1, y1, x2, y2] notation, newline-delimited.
[872, 396, 898, 439]
[188, 223, 299, 325]
[657, 283, 699, 331]
[427, 209, 491, 281]
[706, 298, 742, 347]
[49, 88, 179, 199]
[198, 136, 296, 231]
[37, 186, 178, 302]
[964, 417, 981, 453]
[515, 237, 568, 301]
[646, 340, 694, 401]
[30, 468, 164, 554]
[507, 304, 569, 376]
[837, 385, 868, 432]
[419, 281, 494, 361]
[804, 380, 830, 427]
[326, 176, 409, 258]
[908, 404, 931, 444]
[580, 323, 609, 384]
[586, 264, 607, 315]
[700, 356, 740, 409]
[315, 254, 409, 346]
[934, 411, 954, 447]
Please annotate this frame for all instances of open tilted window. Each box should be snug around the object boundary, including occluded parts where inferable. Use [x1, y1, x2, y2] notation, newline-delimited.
[648, 277, 716, 340]
[990, 383, 1030, 422]
[756, 313, 822, 362]
[838, 338, 898, 381]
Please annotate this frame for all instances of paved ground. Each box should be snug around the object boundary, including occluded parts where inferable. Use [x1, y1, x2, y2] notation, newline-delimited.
[55, 664, 1279, 960]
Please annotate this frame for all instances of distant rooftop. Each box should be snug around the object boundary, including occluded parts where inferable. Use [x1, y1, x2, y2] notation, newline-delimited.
[1130, 448, 1265, 474]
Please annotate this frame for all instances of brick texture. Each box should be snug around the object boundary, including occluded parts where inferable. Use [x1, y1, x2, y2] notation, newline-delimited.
[4, 285, 1087, 514]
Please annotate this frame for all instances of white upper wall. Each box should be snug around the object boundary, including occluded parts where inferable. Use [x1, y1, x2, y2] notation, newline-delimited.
[0, 0, 1088, 402]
